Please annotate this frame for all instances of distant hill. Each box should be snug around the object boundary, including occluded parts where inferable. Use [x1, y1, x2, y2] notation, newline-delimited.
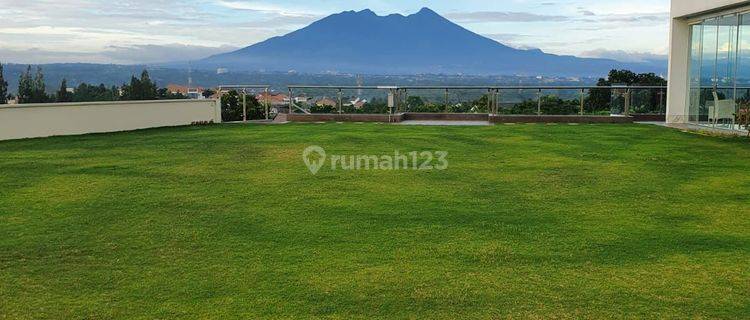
[195, 8, 663, 77]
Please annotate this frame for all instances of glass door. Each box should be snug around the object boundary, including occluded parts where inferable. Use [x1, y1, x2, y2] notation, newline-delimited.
[689, 24, 703, 123]
[714, 14, 739, 129]
[736, 13, 750, 131]
[699, 18, 718, 126]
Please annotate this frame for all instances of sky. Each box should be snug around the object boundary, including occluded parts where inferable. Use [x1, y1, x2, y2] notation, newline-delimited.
[0, 0, 670, 65]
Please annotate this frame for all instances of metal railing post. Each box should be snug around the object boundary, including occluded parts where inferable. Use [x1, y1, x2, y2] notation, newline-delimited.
[337, 88, 343, 114]
[444, 88, 449, 113]
[288, 88, 293, 115]
[487, 89, 493, 114]
[580, 88, 585, 115]
[495, 89, 501, 114]
[624, 88, 631, 115]
[659, 88, 665, 114]
[242, 88, 247, 122]
[537, 89, 542, 115]
[401, 89, 407, 113]
[264, 87, 269, 120]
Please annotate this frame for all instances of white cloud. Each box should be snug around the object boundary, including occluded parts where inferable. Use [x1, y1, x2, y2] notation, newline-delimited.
[0, 44, 237, 64]
[580, 49, 667, 63]
[215, 0, 316, 17]
[445, 11, 569, 23]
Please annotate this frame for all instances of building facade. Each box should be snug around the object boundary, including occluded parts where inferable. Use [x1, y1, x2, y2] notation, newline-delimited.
[667, 0, 750, 132]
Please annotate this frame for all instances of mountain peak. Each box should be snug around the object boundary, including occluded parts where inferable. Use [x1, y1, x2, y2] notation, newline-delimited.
[414, 7, 439, 16]
[199, 7, 652, 76]
[357, 9, 376, 16]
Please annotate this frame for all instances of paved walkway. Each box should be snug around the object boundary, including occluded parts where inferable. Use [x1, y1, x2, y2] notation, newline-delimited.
[637, 121, 749, 136]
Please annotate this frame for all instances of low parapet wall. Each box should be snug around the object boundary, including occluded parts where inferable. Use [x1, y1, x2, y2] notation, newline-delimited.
[286, 113, 635, 124]
[0, 99, 221, 141]
[402, 113, 489, 121]
[490, 115, 634, 124]
[287, 113, 403, 122]
[631, 114, 666, 122]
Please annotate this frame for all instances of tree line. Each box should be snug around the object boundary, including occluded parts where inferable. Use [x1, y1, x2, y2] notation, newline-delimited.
[0, 63, 188, 105]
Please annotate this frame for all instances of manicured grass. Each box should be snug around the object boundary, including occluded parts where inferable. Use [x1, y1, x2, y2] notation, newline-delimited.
[0, 123, 749, 319]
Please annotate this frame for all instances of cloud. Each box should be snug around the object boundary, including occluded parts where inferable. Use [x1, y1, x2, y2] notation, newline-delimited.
[101, 44, 239, 63]
[215, 0, 318, 17]
[0, 44, 238, 64]
[445, 11, 569, 23]
[484, 33, 529, 42]
[580, 49, 668, 63]
[444, 9, 667, 26]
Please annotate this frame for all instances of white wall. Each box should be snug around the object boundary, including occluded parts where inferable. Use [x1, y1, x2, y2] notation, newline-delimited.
[0, 99, 222, 141]
[666, 0, 750, 123]
[671, 0, 750, 19]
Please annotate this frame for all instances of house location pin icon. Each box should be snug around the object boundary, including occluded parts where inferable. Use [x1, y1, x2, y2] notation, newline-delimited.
[303, 145, 326, 175]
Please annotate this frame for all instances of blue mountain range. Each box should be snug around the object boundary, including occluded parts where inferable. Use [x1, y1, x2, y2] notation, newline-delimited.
[196, 8, 664, 76]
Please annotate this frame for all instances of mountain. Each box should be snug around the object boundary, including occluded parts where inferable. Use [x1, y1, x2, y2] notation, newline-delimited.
[195, 8, 662, 77]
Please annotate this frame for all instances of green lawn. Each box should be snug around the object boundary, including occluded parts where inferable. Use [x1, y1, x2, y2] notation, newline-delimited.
[1, 123, 749, 319]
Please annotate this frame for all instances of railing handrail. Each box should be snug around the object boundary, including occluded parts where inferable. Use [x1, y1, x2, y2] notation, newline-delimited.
[217, 85, 272, 90]
[287, 85, 667, 90]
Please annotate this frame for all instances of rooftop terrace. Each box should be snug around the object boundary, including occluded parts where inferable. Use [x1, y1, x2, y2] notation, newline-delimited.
[1, 123, 748, 318]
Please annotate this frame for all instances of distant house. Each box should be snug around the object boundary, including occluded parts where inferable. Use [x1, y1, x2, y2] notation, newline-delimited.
[255, 92, 289, 106]
[315, 97, 337, 107]
[166, 84, 205, 99]
[294, 96, 310, 104]
[350, 98, 368, 109]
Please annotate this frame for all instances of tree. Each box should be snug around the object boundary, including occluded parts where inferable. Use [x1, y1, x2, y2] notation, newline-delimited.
[121, 70, 157, 101]
[157, 88, 187, 100]
[72, 83, 119, 102]
[56, 79, 72, 103]
[17, 66, 33, 103]
[30, 66, 49, 103]
[202, 89, 216, 99]
[220, 90, 241, 121]
[221, 90, 263, 121]
[139, 70, 157, 100]
[509, 96, 579, 115]
[585, 69, 667, 114]
[405, 96, 424, 111]
[0, 62, 7, 104]
[309, 103, 336, 113]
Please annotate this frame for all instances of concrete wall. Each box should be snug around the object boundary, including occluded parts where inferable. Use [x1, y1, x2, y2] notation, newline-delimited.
[671, 0, 750, 18]
[287, 113, 403, 123]
[489, 115, 633, 124]
[667, 0, 750, 123]
[0, 99, 221, 141]
[402, 113, 489, 121]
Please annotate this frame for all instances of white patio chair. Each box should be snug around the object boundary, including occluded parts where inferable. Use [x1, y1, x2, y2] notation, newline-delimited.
[710, 91, 736, 127]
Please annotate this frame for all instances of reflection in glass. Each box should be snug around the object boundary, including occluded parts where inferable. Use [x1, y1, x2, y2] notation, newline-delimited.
[689, 24, 703, 122]
[714, 15, 738, 128]
[737, 14, 750, 130]
[700, 18, 718, 126]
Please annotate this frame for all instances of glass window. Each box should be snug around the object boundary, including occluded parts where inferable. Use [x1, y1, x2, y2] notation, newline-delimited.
[689, 24, 703, 122]
[701, 18, 718, 125]
[736, 13, 750, 130]
[687, 13, 748, 131]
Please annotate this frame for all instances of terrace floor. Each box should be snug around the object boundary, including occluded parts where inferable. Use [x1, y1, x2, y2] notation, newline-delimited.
[1, 123, 749, 319]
